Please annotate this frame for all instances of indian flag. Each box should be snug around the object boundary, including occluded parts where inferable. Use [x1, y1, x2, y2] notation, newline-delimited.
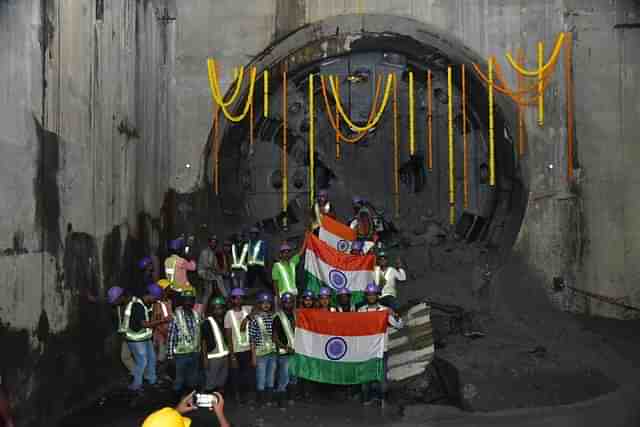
[290, 309, 389, 384]
[319, 214, 356, 253]
[304, 233, 374, 306]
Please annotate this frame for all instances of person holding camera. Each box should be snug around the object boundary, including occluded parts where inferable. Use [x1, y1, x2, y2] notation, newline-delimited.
[142, 391, 229, 427]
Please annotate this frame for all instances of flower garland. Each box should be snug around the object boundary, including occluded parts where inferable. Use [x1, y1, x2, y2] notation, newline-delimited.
[207, 59, 257, 122]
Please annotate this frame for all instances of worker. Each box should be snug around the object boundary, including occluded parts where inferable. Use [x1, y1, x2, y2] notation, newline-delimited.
[152, 279, 173, 379]
[139, 256, 155, 286]
[201, 296, 229, 394]
[336, 288, 355, 312]
[357, 283, 403, 406]
[248, 292, 277, 408]
[374, 252, 407, 312]
[142, 391, 229, 427]
[272, 292, 297, 409]
[245, 227, 270, 291]
[349, 196, 364, 229]
[165, 237, 197, 294]
[224, 287, 253, 404]
[167, 289, 202, 399]
[296, 289, 315, 401]
[272, 242, 303, 301]
[299, 289, 316, 309]
[230, 233, 249, 290]
[218, 239, 234, 294]
[107, 286, 135, 378]
[198, 235, 224, 313]
[317, 287, 335, 311]
[311, 189, 336, 231]
[123, 285, 165, 392]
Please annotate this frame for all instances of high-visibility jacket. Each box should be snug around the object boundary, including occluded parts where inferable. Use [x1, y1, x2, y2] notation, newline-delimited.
[255, 315, 276, 357]
[123, 297, 152, 342]
[174, 308, 201, 355]
[116, 306, 127, 334]
[275, 311, 295, 355]
[231, 243, 248, 271]
[205, 317, 229, 359]
[247, 241, 265, 266]
[273, 260, 297, 296]
[228, 308, 251, 353]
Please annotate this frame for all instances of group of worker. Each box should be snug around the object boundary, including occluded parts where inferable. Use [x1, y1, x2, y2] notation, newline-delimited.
[106, 190, 407, 408]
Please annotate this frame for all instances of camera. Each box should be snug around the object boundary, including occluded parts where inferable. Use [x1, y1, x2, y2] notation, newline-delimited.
[193, 393, 218, 408]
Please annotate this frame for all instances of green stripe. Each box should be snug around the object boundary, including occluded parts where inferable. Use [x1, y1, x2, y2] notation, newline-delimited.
[290, 354, 384, 385]
[304, 272, 365, 307]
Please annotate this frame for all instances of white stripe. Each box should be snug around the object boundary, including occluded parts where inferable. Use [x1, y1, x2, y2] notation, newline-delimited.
[319, 227, 352, 252]
[387, 346, 435, 369]
[305, 249, 373, 292]
[295, 328, 384, 363]
[387, 335, 410, 349]
[406, 316, 430, 328]
[388, 363, 427, 382]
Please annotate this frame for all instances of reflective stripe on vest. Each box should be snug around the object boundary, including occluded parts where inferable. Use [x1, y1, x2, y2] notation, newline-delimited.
[206, 317, 229, 359]
[229, 308, 250, 353]
[116, 306, 127, 334]
[374, 266, 388, 287]
[165, 256, 177, 283]
[159, 301, 169, 318]
[248, 241, 264, 266]
[232, 244, 248, 271]
[124, 297, 152, 341]
[275, 261, 296, 295]
[255, 315, 275, 357]
[276, 311, 295, 355]
[174, 308, 200, 355]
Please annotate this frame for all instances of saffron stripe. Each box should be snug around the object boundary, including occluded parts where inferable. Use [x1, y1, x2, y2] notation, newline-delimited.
[306, 233, 375, 271]
[321, 214, 357, 241]
[295, 308, 388, 337]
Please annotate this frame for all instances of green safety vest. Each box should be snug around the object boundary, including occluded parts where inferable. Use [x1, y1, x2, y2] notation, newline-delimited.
[206, 317, 229, 359]
[123, 297, 152, 342]
[275, 260, 297, 296]
[231, 244, 248, 271]
[228, 308, 251, 353]
[276, 311, 295, 355]
[174, 308, 201, 355]
[255, 314, 276, 357]
[248, 241, 264, 266]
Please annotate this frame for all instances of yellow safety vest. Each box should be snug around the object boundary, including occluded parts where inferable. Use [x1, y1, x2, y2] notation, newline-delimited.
[206, 317, 229, 359]
[116, 306, 127, 334]
[231, 244, 248, 271]
[248, 241, 264, 266]
[228, 308, 251, 353]
[276, 311, 295, 355]
[274, 261, 297, 296]
[255, 315, 276, 357]
[123, 297, 152, 342]
[174, 308, 201, 355]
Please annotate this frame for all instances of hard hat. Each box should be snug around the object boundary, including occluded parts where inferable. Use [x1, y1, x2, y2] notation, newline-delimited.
[280, 242, 292, 252]
[142, 407, 191, 427]
[337, 288, 351, 296]
[319, 287, 332, 297]
[169, 238, 185, 251]
[223, 239, 233, 246]
[138, 256, 153, 270]
[147, 283, 163, 299]
[257, 292, 273, 303]
[107, 286, 124, 305]
[157, 279, 171, 289]
[208, 235, 218, 242]
[281, 292, 294, 302]
[230, 287, 246, 297]
[352, 196, 362, 205]
[301, 289, 315, 299]
[181, 289, 197, 299]
[211, 296, 226, 306]
[364, 283, 379, 295]
[377, 251, 387, 258]
[249, 226, 260, 234]
[318, 190, 328, 198]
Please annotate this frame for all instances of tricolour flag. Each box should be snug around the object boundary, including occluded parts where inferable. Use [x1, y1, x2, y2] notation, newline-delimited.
[290, 308, 389, 384]
[319, 214, 356, 253]
[304, 233, 374, 306]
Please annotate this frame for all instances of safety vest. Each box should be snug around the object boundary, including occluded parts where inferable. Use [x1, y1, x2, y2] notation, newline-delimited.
[274, 261, 297, 296]
[231, 244, 248, 271]
[275, 311, 295, 355]
[255, 314, 276, 357]
[206, 317, 229, 359]
[174, 308, 201, 355]
[248, 241, 264, 266]
[228, 308, 251, 353]
[116, 306, 127, 334]
[374, 266, 388, 288]
[165, 255, 178, 283]
[123, 297, 152, 342]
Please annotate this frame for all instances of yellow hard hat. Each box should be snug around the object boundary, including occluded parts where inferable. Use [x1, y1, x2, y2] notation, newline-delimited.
[157, 279, 171, 289]
[142, 407, 191, 427]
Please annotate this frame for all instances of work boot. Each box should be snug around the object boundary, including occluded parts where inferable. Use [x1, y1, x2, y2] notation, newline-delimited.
[276, 391, 287, 410]
[253, 391, 263, 409]
[264, 389, 274, 407]
[286, 385, 296, 406]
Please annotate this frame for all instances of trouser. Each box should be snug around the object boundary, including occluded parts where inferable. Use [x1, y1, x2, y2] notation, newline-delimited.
[201, 280, 214, 307]
[204, 357, 229, 392]
[276, 354, 297, 392]
[255, 354, 277, 391]
[245, 266, 270, 290]
[121, 340, 135, 374]
[127, 340, 157, 390]
[213, 275, 229, 298]
[380, 295, 399, 312]
[229, 351, 254, 395]
[173, 353, 200, 392]
[231, 270, 246, 289]
[155, 340, 168, 363]
[361, 352, 388, 401]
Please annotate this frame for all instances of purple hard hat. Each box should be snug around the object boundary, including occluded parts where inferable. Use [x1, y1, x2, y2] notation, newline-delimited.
[147, 283, 163, 299]
[319, 287, 332, 297]
[281, 292, 294, 302]
[365, 283, 379, 295]
[249, 226, 260, 234]
[169, 238, 185, 251]
[280, 242, 292, 252]
[352, 196, 362, 205]
[138, 256, 153, 270]
[337, 288, 351, 296]
[301, 289, 315, 299]
[257, 292, 273, 303]
[230, 288, 246, 297]
[107, 286, 124, 304]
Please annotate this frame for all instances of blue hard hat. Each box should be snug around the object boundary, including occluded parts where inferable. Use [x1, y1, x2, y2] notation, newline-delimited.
[138, 256, 153, 270]
[169, 238, 185, 251]
[230, 288, 246, 297]
[364, 283, 379, 295]
[257, 292, 273, 303]
[107, 286, 124, 304]
[319, 287, 332, 297]
[337, 288, 351, 296]
[301, 289, 315, 299]
[147, 283, 163, 299]
[250, 226, 260, 234]
[281, 292, 294, 302]
[352, 196, 362, 205]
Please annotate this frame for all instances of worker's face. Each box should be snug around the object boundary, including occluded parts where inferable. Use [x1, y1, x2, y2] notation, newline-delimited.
[366, 293, 378, 304]
[281, 249, 291, 261]
[212, 304, 226, 318]
[282, 299, 294, 311]
[208, 239, 218, 249]
[250, 232, 259, 241]
[319, 296, 330, 308]
[318, 196, 327, 204]
[223, 244, 231, 253]
[230, 296, 242, 307]
[260, 300, 272, 312]
[378, 256, 388, 268]
[183, 298, 195, 309]
[338, 294, 350, 306]
[302, 297, 314, 308]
